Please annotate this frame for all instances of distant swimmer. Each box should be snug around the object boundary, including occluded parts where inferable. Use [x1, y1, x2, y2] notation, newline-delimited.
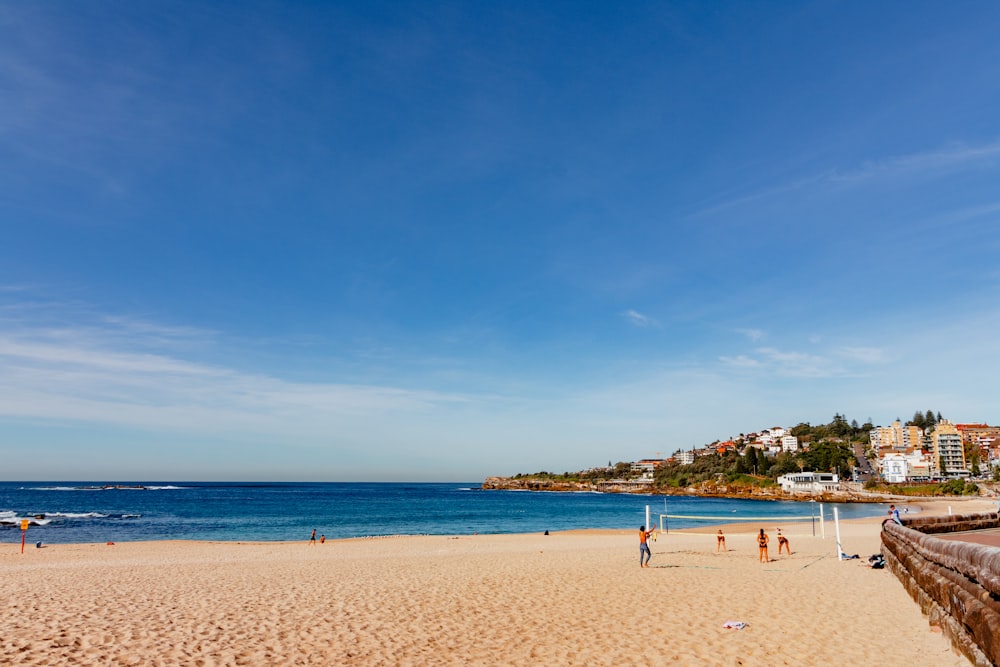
[716, 529, 726, 553]
[310, 529, 316, 545]
[777, 529, 790, 555]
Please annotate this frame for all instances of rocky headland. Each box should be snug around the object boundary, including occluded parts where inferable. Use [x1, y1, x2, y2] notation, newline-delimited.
[481, 475, 884, 503]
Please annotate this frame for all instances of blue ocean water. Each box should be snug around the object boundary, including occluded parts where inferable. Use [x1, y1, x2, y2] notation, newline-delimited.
[0, 482, 887, 544]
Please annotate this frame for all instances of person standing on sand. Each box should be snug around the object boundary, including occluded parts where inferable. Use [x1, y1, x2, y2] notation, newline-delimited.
[757, 528, 769, 563]
[716, 529, 726, 553]
[310, 529, 316, 545]
[777, 528, 790, 555]
[639, 525, 655, 567]
[320, 534, 325, 544]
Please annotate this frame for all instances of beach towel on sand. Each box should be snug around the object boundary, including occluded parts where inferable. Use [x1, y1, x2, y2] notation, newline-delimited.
[722, 621, 748, 630]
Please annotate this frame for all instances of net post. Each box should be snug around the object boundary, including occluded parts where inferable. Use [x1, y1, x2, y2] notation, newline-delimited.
[834, 507, 842, 560]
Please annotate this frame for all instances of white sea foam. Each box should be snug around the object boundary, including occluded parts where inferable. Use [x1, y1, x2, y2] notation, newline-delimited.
[0, 513, 51, 526]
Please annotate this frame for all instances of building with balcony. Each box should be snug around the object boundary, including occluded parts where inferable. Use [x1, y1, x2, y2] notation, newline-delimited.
[674, 450, 695, 465]
[869, 420, 924, 457]
[932, 420, 966, 476]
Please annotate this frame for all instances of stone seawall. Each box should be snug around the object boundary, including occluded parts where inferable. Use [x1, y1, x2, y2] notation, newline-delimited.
[881, 512, 1000, 667]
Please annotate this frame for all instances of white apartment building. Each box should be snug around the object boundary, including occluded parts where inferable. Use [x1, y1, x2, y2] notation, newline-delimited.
[881, 452, 933, 483]
[781, 435, 799, 452]
[674, 450, 695, 465]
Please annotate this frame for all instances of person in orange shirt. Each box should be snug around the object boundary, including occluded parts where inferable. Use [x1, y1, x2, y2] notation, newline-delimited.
[639, 525, 655, 567]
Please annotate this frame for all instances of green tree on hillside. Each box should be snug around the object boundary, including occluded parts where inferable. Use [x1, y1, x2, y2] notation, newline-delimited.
[801, 442, 853, 473]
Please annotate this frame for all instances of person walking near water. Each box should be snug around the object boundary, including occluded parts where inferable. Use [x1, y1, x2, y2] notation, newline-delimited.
[310, 529, 316, 545]
[639, 525, 655, 567]
[757, 528, 769, 563]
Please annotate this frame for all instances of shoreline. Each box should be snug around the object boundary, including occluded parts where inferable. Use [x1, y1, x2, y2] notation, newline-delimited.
[8, 498, 991, 547]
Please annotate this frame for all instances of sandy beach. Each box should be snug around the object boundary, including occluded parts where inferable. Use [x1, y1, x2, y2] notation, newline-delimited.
[2, 498, 992, 666]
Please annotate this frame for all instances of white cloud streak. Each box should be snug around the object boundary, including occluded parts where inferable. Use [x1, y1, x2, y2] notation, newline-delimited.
[696, 138, 1000, 218]
[828, 140, 1000, 185]
[735, 328, 765, 342]
[623, 309, 658, 328]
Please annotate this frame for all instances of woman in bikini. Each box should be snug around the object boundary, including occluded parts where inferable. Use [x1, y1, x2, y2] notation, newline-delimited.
[757, 528, 769, 563]
[777, 528, 790, 555]
[716, 529, 725, 553]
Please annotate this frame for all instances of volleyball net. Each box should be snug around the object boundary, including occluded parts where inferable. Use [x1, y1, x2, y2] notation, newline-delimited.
[658, 512, 820, 535]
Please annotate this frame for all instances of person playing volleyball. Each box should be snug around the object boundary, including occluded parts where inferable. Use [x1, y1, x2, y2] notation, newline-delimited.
[639, 525, 655, 567]
[777, 528, 790, 555]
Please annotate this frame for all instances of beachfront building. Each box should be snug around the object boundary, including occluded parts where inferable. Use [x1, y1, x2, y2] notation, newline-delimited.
[955, 423, 1000, 468]
[674, 450, 695, 465]
[776, 472, 840, 494]
[880, 451, 933, 483]
[631, 459, 667, 479]
[781, 435, 799, 452]
[932, 420, 967, 476]
[869, 420, 924, 457]
[955, 423, 1000, 446]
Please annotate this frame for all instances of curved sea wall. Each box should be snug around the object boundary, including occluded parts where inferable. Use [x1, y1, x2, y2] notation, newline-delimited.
[881, 512, 1000, 667]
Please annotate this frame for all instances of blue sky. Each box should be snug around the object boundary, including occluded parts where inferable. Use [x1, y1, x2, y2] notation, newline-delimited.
[2, 2, 999, 481]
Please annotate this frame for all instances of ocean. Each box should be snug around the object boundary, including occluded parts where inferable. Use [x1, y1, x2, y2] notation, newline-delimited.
[0, 482, 888, 544]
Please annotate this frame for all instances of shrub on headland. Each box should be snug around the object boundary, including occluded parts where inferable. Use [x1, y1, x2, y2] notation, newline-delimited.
[864, 479, 980, 497]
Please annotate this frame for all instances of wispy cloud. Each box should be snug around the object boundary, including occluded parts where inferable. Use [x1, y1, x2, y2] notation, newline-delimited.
[720, 346, 843, 378]
[834, 346, 888, 364]
[718, 354, 762, 368]
[828, 140, 1000, 185]
[623, 309, 658, 328]
[735, 328, 765, 342]
[694, 138, 1000, 218]
[0, 312, 471, 437]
